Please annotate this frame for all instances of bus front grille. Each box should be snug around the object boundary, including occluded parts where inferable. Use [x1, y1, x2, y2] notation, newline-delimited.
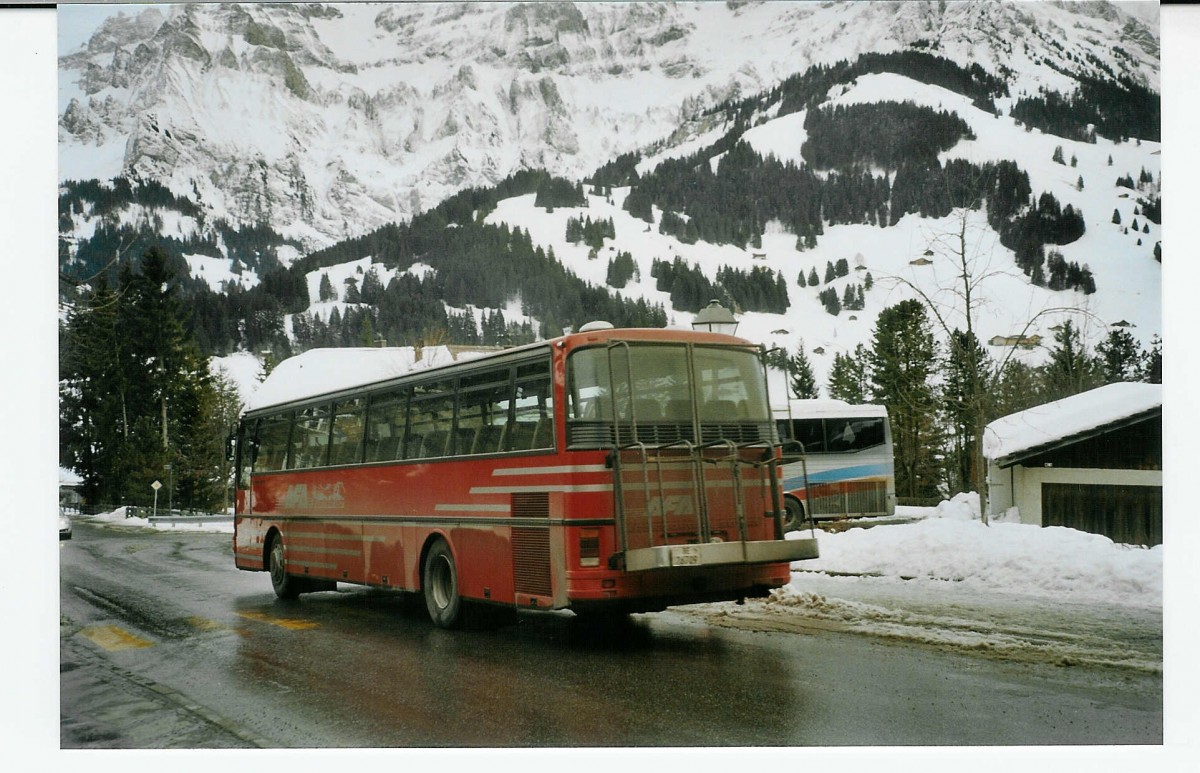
[567, 421, 774, 449]
[807, 480, 890, 517]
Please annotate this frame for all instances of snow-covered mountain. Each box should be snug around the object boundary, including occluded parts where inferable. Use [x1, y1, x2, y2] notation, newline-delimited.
[58, 1, 1160, 249]
[60, 2, 1162, 392]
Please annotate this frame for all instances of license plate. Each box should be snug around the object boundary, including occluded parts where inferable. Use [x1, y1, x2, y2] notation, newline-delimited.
[670, 545, 701, 566]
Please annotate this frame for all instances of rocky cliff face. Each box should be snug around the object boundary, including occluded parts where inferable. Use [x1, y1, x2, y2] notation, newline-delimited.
[58, 1, 1159, 249]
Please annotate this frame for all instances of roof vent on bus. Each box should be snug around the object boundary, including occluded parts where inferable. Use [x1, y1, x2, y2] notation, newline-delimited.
[579, 320, 614, 332]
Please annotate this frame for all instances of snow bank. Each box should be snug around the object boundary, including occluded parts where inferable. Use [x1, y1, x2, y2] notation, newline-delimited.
[793, 516, 1162, 608]
[85, 507, 233, 534]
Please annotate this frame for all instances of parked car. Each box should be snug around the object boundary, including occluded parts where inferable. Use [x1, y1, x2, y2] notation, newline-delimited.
[59, 512, 72, 540]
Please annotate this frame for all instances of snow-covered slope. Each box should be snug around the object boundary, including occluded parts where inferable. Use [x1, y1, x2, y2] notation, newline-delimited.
[58, 1, 1160, 250]
[472, 63, 1160, 384]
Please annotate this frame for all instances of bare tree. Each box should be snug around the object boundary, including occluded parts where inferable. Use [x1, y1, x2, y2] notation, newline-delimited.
[874, 206, 1101, 523]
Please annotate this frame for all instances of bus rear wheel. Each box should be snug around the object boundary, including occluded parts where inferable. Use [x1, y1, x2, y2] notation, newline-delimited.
[268, 534, 301, 600]
[423, 539, 462, 629]
[783, 497, 806, 533]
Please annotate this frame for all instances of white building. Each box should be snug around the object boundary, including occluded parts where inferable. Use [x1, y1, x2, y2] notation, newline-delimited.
[984, 382, 1162, 546]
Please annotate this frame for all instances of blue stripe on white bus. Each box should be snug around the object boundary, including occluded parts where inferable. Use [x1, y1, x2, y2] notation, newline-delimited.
[780, 462, 890, 491]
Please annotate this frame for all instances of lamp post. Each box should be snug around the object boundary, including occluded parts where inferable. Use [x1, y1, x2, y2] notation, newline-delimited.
[691, 299, 739, 335]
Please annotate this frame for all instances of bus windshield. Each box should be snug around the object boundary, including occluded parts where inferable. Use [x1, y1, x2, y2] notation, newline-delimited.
[567, 344, 769, 423]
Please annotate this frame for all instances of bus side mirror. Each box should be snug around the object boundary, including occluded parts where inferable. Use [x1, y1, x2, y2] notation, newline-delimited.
[225, 434, 236, 462]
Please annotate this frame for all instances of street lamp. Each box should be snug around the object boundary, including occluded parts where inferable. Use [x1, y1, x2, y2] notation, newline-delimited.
[691, 299, 739, 335]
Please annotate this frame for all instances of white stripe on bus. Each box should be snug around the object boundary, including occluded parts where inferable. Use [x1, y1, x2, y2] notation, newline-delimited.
[287, 546, 362, 557]
[492, 464, 609, 476]
[286, 531, 386, 542]
[469, 484, 614, 494]
[288, 559, 338, 570]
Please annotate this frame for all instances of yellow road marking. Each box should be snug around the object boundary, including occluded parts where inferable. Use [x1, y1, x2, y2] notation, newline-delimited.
[185, 616, 225, 631]
[235, 611, 319, 630]
[80, 624, 154, 651]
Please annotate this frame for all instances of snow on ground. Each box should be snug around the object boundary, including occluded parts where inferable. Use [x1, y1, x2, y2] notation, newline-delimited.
[687, 496, 1163, 672]
[84, 506, 234, 534]
[790, 498, 1161, 609]
[184, 254, 259, 293]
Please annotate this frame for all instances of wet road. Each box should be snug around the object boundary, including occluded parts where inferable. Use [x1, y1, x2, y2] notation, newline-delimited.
[59, 518, 1162, 748]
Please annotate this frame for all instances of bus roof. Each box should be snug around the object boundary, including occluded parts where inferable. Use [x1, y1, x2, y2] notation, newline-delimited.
[771, 399, 889, 420]
[245, 327, 758, 414]
[246, 345, 494, 413]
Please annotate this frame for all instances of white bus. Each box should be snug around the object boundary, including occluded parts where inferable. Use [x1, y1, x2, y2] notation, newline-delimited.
[773, 399, 896, 531]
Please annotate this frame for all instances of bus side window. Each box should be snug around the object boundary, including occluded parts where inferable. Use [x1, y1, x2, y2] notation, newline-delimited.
[365, 390, 407, 463]
[791, 419, 826, 454]
[832, 417, 884, 451]
[409, 381, 454, 458]
[329, 398, 366, 466]
[254, 412, 292, 472]
[457, 368, 512, 456]
[290, 404, 332, 469]
[513, 360, 553, 451]
[776, 420, 803, 453]
[237, 420, 257, 487]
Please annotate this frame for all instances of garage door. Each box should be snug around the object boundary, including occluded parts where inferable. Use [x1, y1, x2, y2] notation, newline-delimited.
[1041, 483, 1162, 546]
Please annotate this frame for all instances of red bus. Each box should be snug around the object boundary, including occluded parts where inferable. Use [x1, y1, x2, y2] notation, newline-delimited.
[233, 325, 818, 627]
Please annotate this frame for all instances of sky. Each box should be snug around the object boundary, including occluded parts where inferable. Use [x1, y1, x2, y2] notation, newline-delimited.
[4, 2, 1199, 768]
[57, 1, 140, 54]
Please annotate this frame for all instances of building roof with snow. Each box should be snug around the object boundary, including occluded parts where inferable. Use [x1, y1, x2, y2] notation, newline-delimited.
[983, 382, 1162, 468]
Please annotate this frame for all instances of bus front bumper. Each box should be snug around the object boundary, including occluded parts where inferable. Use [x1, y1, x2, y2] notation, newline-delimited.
[621, 537, 818, 572]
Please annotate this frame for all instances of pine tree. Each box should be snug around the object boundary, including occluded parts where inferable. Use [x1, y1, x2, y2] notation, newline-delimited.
[1042, 320, 1104, 401]
[1096, 329, 1144, 383]
[942, 329, 991, 496]
[992, 359, 1044, 418]
[319, 272, 336, 302]
[1142, 334, 1162, 384]
[360, 268, 384, 304]
[868, 300, 941, 500]
[344, 278, 361, 303]
[60, 247, 227, 510]
[826, 345, 869, 403]
[789, 341, 819, 399]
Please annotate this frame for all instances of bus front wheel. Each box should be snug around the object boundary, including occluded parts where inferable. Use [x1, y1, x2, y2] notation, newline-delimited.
[423, 539, 462, 629]
[783, 497, 806, 533]
[268, 534, 301, 600]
